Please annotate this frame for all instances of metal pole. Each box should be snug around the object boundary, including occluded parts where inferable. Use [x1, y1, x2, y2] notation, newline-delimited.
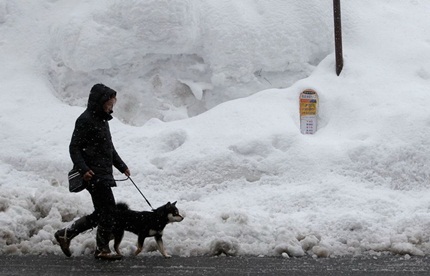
[333, 0, 343, 76]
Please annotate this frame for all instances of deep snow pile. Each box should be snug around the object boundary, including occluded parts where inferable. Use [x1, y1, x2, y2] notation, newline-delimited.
[46, 0, 332, 125]
[1, 0, 430, 258]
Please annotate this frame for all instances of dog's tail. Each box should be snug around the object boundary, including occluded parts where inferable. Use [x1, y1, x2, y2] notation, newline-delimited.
[116, 202, 130, 211]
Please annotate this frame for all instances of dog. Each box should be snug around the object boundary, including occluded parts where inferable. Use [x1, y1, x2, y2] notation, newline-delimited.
[111, 201, 184, 257]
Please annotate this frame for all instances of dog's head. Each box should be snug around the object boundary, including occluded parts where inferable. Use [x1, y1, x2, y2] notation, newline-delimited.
[164, 201, 184, 223]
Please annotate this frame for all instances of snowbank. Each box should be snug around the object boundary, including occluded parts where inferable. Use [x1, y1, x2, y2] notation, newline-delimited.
[1, 0, 430, 258]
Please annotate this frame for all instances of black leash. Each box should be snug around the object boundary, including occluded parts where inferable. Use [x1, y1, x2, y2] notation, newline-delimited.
[127, 176, 154, 211]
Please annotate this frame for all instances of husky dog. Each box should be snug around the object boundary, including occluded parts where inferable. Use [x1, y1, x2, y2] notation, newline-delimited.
[112, 201, 184, 257]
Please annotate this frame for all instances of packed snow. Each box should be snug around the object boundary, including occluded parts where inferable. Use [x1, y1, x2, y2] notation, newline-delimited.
[1, 0, 430, 258]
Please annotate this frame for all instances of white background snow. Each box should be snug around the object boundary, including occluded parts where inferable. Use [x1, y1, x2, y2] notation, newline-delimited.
[1, 0, 430, 258]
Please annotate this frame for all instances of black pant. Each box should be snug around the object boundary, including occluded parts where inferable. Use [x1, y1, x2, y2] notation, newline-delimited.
[61, 178, 117, 253]
[86, 179, 116, 229]
[87, 180, 116, 253]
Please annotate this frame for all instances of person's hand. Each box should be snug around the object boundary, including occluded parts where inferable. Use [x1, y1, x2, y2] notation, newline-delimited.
[83, 170, 95, 181]
[124, 169, 131, 177]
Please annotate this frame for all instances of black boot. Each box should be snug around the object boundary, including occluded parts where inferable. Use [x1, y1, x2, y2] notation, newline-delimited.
[94, 227, 122, 260]
[54, 217, 92, 257]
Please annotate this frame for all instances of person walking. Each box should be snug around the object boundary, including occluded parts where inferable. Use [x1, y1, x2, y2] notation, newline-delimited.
[55, 83, 130, 260]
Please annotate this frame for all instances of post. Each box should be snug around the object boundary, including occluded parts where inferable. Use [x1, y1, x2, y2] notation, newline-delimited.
[299, 89, 319, 135]
[333, 0, 343, 76]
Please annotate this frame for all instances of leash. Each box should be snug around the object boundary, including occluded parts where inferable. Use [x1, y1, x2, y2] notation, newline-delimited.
[91, 175, 154, 210]
[127, 176, 154, 211]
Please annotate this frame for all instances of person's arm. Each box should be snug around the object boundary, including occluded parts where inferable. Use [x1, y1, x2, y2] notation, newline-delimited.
[112, 145, 130, 176]
[69, 118, 91, 176]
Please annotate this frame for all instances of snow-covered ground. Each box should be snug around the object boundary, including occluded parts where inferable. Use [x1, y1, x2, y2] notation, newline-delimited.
[1, 0, 430, 258]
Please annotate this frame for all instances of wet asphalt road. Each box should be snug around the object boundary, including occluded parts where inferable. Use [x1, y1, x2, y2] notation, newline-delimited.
[0, 254, 429, 276]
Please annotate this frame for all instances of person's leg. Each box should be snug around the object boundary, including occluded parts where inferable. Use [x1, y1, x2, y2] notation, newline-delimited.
[86, 181, 121, 260]
[55, 212, 98, 257]
[55, 216, 94, 257]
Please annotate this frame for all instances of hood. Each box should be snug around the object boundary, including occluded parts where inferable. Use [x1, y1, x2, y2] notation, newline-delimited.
[87, 83, 117, 119]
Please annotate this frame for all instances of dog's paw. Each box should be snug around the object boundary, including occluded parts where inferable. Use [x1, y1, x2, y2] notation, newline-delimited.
[163, 254, 172, 258]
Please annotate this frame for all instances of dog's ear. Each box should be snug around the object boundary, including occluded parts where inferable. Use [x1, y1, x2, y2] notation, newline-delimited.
[172, 201, 177, 206]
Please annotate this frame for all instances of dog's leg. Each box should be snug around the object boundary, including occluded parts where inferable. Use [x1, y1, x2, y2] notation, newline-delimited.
[134, 235, 146, 256]
[113, 231, 125, 256]
[155, 234, 171, 258]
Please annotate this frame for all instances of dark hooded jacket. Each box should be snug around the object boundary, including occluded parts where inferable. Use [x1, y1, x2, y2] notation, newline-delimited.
[69, 84, 128, 187]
